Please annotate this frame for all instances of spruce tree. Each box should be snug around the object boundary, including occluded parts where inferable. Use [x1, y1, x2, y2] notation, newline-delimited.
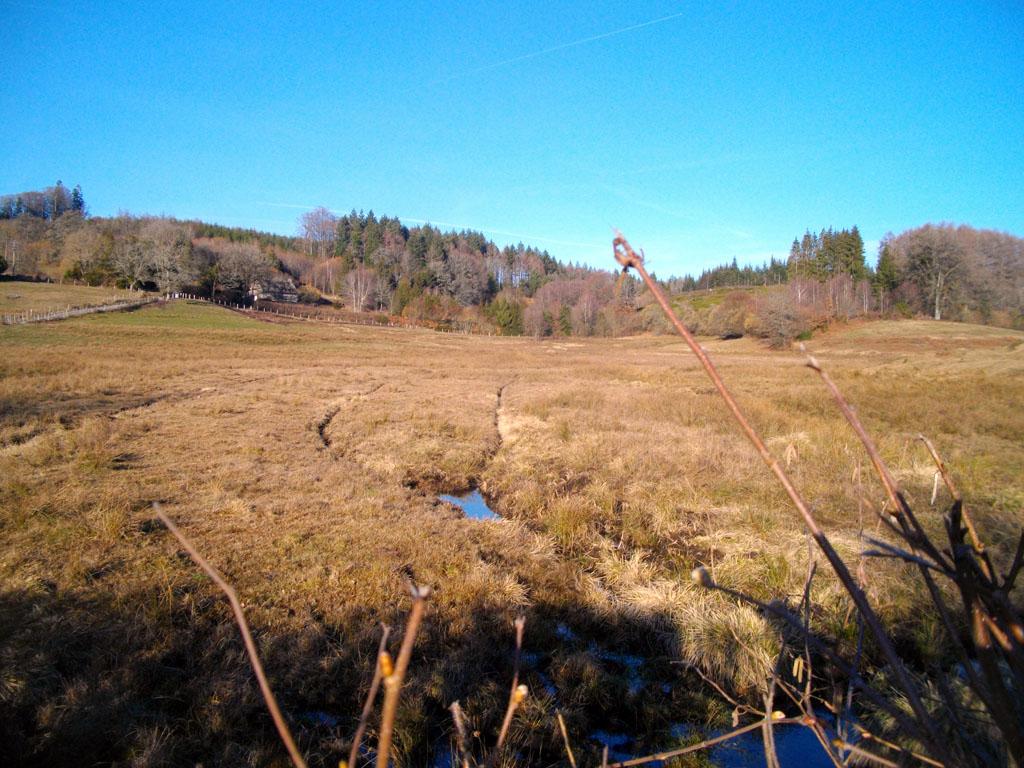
[71, 184, 85, 214]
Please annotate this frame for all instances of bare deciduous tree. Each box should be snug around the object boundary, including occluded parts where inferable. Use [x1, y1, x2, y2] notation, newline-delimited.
[110, 217, 151, 289]
[345, 266, 376, 310]
[218, 242, 273, 295]
[299, 207, 338, 260]
[141, 219, 194, 292]
[906, 225, 963, 320]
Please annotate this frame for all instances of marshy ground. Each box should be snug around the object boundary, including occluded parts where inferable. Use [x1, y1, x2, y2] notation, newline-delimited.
[1, 285, 1022, 766]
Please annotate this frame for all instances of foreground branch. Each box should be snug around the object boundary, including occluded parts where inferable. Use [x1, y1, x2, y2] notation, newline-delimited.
[154, 505, 307, 768]
[612, 233, 948, 761]
[377, 584, 431, 768]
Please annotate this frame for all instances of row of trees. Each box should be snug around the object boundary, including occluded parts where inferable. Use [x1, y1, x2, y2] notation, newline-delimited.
[1, 182, 1020, 336]
[788, 226, 868, 281]
[666, 256, 789, 292]
[875, 224, 1022, 322]
[0, 208, 278, 298]
[290, 208, 560, 312]
[0, 180, 85, 221]
[780, 223, 1024, 326]
[661, 223, 1023, 344]
[64, 219, 278, 296]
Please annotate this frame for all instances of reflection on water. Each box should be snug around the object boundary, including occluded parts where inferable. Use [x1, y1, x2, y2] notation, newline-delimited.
[593, 717, 839, 767]
[439, 489, 500, 520]
[706, 718, 836, 768]
[435, 496, 841, 767]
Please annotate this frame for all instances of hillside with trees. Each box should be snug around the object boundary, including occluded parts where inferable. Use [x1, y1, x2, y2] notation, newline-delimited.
[2, 182, 1021, 339]
[877, 224, 1023, 324]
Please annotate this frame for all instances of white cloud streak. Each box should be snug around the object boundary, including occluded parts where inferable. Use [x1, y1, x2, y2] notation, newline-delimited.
[446, 9, 688, 79]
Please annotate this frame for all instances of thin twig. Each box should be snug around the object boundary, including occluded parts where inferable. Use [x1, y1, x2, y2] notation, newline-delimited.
[802, 349, 948, 571]
[494, 616, 527, 754]
[678, 662, 747, 711]
[450, 701, 471, 768]
[919, 434, 990, 576]
[556, 711, 577, 768]
[862, 537, 947, 572]
[607, 717, 804, 768]
[377, 584, 431, 768]
[802, 347, 993, 716]
[348, 623, 392, 768]
[691, 572, 917, 733]
[832, 740, 901, 768]
[613, 234, 948, 761]
[762, 666, 781, 768]
[155, 506, 307, 768]
[918, 435, 961, 503]
[1004, 531, 1024, 589]
[855, 727, 945, 767]
[793, 550, 845, 768]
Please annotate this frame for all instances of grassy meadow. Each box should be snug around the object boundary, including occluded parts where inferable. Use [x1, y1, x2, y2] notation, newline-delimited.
[0, 280, 140, 315]
[1, 283, 1022, 766]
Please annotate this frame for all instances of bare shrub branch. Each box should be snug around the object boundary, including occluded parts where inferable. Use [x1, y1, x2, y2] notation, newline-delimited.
[494, 615, 527, 754]
[607, 717, 804, 768]
[612, 233, 947, 759]
[556, 710, 577, 768]
[377, 584, 431, 768]
[154, 505, 308, 768]
[348, 623, 392, 768]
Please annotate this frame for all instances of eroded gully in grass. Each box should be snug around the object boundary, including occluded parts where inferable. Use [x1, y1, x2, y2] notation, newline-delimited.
[305, 373, 830, 767]
[427, 382, 837, 766]
[436, 380, 511, 521]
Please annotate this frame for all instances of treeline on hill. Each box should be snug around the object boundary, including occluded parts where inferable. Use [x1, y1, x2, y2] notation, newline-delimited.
[0, 180, 85, 221]
[1, 183, 1021, 339]
[656, 224, 1023, 345]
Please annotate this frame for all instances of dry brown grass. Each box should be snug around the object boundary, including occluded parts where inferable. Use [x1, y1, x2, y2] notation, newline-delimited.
[1, 299, 1022, 765]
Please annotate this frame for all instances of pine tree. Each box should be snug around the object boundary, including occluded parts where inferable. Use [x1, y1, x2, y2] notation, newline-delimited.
[847, 226, 866, 278]
[558, 304, 573, 335]
[335, 217, 351, 256]
[875, 244, 900, 293]
[363, 210, 381, 261]
[487, 296, 523, 335]
[71, 184, 85, 214]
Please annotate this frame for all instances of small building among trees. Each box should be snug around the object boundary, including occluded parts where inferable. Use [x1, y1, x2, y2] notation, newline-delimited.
[249, 275, 299, 303]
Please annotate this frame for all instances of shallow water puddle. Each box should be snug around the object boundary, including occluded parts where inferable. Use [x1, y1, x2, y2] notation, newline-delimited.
[589, 717, 840, 768]
[438, 489, 500, 520]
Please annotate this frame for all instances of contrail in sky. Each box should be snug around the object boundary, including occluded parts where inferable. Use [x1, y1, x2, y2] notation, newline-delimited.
[450, 10, 688, 78]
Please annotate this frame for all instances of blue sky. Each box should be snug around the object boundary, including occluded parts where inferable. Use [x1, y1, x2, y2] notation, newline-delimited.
[2, 1, 1022, 275]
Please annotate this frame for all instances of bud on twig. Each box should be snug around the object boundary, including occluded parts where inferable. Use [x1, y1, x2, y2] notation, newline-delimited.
[379, 651, 394, 679]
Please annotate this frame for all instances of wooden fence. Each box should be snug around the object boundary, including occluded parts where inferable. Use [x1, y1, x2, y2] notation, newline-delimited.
[2, 296, 161, 325]
[2, 291, 498, 337]
[168, 293, 496, 336]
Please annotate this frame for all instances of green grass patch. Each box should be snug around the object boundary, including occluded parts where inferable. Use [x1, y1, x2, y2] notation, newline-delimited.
[0, 280, 139, 313]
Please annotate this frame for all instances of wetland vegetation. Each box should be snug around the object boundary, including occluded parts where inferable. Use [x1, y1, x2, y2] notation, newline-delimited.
[2, 282, 1022, 765]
